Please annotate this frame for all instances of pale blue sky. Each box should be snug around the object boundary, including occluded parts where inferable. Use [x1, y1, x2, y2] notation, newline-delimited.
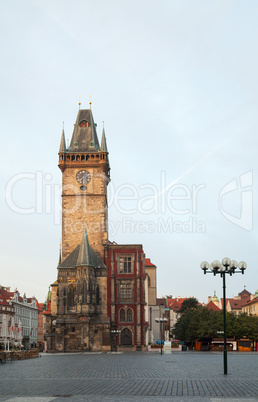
[1, 0, 257, 302]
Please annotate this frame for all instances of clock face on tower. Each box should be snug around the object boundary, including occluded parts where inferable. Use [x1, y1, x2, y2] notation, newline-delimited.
[76, 170, 91, 185]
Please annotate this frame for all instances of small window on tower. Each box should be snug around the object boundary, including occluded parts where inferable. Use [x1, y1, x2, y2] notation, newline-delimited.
[79, 120, 89, 128]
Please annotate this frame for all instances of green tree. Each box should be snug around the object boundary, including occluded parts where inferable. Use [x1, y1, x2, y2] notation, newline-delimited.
[179, 297, 199, 314]
[173, 307, 258, 346]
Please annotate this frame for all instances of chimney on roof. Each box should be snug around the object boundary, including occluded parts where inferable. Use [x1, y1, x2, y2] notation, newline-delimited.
[6, 287, 10, 292]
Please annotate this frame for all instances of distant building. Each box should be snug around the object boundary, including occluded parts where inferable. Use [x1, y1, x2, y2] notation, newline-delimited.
[36, 301, 44, 351]
[219, 289, 252, 315]
[241, 290, 258, 316]
[145, 259, 157, 344]
[0, 286, 15, 350]
[167, 297, 188, 338]
[0, 286, 38, 349]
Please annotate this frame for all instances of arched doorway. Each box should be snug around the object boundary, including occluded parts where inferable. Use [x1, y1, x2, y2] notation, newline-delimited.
[121, 328, 132, 346]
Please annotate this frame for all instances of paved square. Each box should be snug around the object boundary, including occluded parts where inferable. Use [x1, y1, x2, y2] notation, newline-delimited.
[0, 351, 257, 401]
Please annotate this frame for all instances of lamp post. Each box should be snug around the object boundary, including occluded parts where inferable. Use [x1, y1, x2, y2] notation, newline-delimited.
[155, 317, 168, 355]
[110, 329, 121, 352]
[201, 258, 247, 375]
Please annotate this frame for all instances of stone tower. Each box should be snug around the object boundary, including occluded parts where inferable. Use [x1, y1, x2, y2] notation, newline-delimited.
[58, 108, 110, 260]
[50, 108, 111, 352]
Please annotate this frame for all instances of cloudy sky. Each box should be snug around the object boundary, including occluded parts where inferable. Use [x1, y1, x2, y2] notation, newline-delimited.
[1, 0, 257, 303]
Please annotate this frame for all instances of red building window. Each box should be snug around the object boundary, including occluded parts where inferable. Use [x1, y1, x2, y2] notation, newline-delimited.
[127, 308, 133, 322]
[119, 256, 132, 273]
[119, 308, 125, 322]
[119, 283, 132, 299]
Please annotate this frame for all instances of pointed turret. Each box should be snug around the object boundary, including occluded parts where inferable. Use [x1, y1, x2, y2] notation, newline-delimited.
[69, 109, 100, 152]
[59, 125, 66, 153]
[101, 127, 108, 152]
[76, 223, 95, 267]
[58, 244, 62, 265]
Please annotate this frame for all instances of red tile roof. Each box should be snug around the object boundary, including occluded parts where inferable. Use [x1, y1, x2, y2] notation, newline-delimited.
[0, 288, 11, 306]
[145, 258, 156, 267]
[167, 298, 188, 311]
[206, 301, 220, 311]
[241, 297, 258, 307]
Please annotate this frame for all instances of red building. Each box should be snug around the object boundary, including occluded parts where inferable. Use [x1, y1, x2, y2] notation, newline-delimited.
[105, 243, 148, 350]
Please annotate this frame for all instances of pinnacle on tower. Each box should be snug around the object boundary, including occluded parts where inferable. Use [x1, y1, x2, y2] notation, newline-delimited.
[59, 125, 67, 153]
[76, 223, 95, 267]
[100, 127, 108, 152]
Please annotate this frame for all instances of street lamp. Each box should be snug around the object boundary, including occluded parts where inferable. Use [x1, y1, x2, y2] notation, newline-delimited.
[201, 258, 247, 375]
[110, 329, 121, 352]
[155, 317, 168, 355]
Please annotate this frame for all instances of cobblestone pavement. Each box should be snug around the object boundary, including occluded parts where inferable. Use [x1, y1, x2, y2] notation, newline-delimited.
[0, 351, 257, 401]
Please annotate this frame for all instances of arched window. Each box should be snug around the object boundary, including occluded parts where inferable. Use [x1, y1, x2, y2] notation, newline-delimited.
[68, 286, 75, 308]
[71, 155, 75, 161]
[67, 155, 70, 161]
[79, 120, 89, 128]
[120, 308, 125, 322]
[81, 155, 85, 161]
[76, 155, 80, 161]
[89, 281, 93, 303]
[127, 308, 133, 322]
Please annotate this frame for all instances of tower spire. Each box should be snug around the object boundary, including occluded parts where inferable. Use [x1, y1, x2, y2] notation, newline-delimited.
[76, 223, 94, 266]
[101, 124, 108, 152]
[59, 123, 66, 153]
[58, 242, 62, 265]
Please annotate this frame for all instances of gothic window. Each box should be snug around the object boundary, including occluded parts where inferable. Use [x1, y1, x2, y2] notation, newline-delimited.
[79, 120, 89, 128]
[82, 282, 87, 304]
[120, 308, 125, 322]
[68, 286, 75, 308]
[89, 281, 93, 303]
[71, 155, 75, 161]
[127, 308, 133, 322]
[119, 256, 132, 274]
[96, 286, 100, 305]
